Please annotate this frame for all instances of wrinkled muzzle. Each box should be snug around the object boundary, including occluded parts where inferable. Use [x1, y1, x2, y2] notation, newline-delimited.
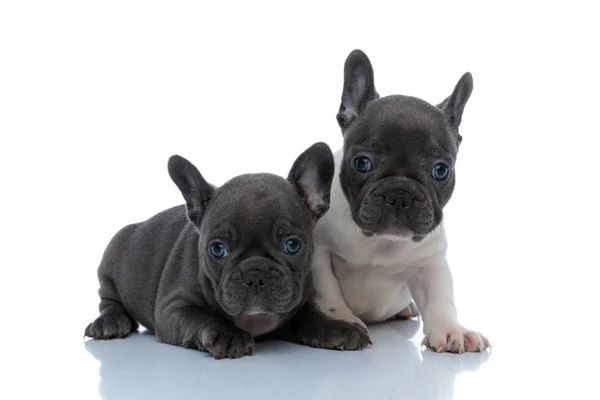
[217, 256, 299, 316]
[356, 177, 442, 236]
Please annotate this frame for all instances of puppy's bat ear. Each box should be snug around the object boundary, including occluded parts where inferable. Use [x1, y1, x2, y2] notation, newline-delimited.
[288, 142, 335, 220]
[437, 72, 473, 138]
[336, 49, 379, 133]
[168, 155, 214, 226]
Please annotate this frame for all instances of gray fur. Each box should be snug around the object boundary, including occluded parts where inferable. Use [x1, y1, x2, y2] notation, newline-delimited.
[85, 142, 335, 359]
[337, 49, 472, 239]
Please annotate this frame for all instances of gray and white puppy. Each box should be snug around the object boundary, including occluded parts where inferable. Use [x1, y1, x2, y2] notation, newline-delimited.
[306, 50, 490, 353]
[84, 142, 336, 359]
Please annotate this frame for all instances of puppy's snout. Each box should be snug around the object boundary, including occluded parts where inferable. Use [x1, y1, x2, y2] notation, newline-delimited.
[383, 190, 414, 210]
[241, 265, 270, 291]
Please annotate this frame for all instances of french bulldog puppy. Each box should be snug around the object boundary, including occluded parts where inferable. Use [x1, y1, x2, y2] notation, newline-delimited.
[84, 142, 335, 359]
[305, 50, 490, 353]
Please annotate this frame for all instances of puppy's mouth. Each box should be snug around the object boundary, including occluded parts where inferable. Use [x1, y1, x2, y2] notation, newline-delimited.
[218, 265, 300, 318]
[353, 180, 441, 239]
[357, 209, 438, 238]
[233, 313, 280, 337]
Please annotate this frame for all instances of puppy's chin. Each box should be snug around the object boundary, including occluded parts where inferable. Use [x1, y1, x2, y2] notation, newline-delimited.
[377, 232, 416, 242]
[233, 312, 281, 337]
[359, 223, 435, 242]
[363, 230, 418, 242]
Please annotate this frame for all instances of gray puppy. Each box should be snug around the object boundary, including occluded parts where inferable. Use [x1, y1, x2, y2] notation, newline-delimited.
[85, 142, 336, 359]
[306, 50, 489, 353]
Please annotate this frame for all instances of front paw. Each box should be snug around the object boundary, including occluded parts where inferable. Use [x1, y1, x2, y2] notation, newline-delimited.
[300, 319, 371, 351]
[198, 324, 254, 359]
[422, 326, 490, 353]
[84, 313, 135, 340]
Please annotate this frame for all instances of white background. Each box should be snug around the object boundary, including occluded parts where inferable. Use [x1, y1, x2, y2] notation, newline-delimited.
[1, 1, 599, 399]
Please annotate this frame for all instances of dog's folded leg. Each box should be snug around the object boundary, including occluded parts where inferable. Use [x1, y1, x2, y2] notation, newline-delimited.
[274, 303, 371, 351]
[155, 299, 254, 359]
[85, 273, 138, 340]
[409, 256, 490, 353]
[276, 247, 371, 350]
[311, 248, 367, 328]
[387, 301, 420, 321]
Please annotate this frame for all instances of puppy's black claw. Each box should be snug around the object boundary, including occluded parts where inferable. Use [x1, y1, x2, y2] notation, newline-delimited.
[84, 323, 93, 338]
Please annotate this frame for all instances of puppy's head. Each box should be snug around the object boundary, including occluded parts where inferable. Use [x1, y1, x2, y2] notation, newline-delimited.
[167, 143, 334, 322]
[336, 50, 473, 240]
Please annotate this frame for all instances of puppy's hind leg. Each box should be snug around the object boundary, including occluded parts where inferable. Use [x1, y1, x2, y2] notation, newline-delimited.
[85, 273, 138, 340]
[387, 301, 420, 321]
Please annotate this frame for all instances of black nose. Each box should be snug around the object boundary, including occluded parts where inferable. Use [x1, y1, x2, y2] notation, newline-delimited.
[241, 267, 270, 289]
[384, 190, 414, 209]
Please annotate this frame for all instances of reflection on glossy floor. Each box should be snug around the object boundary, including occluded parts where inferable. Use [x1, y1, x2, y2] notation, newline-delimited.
[6, 286, 597, 400]
[84, 321, 489, 400]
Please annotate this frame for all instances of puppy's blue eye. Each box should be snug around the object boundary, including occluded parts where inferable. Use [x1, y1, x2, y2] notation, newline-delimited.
[432, 163, 450, 181]
[210, 242, 228, 259]
[354, 156, 372, 173]
[283, 238, 302, 255]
